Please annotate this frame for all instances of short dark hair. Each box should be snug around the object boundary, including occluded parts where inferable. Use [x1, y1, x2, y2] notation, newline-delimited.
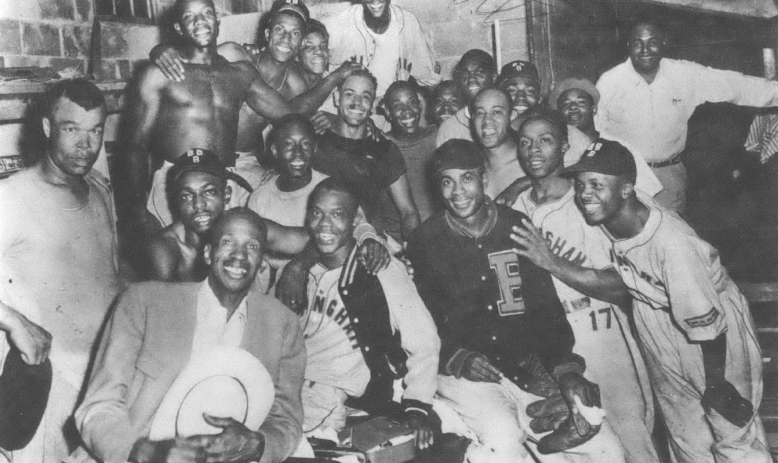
[269, 113, 316, 147]
[454, 49, 496, 77]
[171, 0, 216, 23]
[209, 208, 268, 248]
[337, 68, 378, 93]
[384, 80, 416, 103]
[520, 106, 569, 142]
[308, 177, 361, 218]
[433, 80, 465, 101]
[305, 18, 328, 41]
[43, 79, 106, 120]
[627, 15, 666, 39]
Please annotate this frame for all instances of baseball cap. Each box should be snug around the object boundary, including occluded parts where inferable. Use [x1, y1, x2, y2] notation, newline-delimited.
[0, 348, 52, 451]
[498, 60, 540, 84]
[169, 149, 254, 193]
[272, 0, 309, 24]
[563, 138, 637, 183]
[549, 77, 600, 110]
[433, 139, 483, 176]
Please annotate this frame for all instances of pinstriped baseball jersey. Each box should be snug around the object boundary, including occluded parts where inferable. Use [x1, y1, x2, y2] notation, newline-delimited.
[513, 186, 659, 463]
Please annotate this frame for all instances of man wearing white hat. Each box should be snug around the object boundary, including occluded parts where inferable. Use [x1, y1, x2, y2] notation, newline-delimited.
[74, 209, 305, 463]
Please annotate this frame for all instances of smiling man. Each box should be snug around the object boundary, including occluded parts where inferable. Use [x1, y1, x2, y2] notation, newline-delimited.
[436, 49, 496, 147]
[76, 209, 306, 463]
[384, 80, 440, 222]
[596, 17, 778, 213]
[565, 139, 770, 463]
[509, 112, 659, 463]
[146, 148, 313, 283]
[0, 79, 122, 462]
[314, 70, 420, 244]
[298, 178, 439, 451]
[323, 0, 441, 128]
[406, 139, 626, 462]
[118, 0, 298, 262]
[431, 80, 466, 126]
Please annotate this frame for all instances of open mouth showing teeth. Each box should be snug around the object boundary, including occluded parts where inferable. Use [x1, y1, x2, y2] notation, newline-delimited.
[482, 128, 496, 136]
[224, 265, 248, 278]
[193, 214, 211, 225]
[400, 118, 416, 125]
[582, 204, 598, 213]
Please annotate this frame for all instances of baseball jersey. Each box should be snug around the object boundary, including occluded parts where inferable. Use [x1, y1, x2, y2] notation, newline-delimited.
[302, 263, 372, 397]
[604, 195, 762, 402]
[406, 202, 578, 386]
[513, 187, 659, 463]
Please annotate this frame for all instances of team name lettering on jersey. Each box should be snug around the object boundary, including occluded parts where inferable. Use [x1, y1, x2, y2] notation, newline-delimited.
[311, 293, 359, 349]
[610, 250, 666, 289]
[488, 250, 525, 316]
[544, 230, 587, 267]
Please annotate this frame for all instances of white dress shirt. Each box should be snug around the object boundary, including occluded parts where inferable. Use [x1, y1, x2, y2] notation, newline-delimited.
[191, 279, 248, 357]
[596, 57, 778, 162]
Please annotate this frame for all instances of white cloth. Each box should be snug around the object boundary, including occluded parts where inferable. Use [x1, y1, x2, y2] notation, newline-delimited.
[190, 279, 248, 357]
[436, 375, 626, 463]
[323, 4, 441, 101]
[596, 57, 778, 163]
[247, 170, 329, 228]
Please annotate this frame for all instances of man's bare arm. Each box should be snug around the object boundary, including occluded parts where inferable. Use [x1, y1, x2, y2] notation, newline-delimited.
[286, 61, 364, 116]
[236, 61, 293, 122]
[387, 174, 421, 241]
[264, 219, 309, 256]
[115, 65, 167, 240]
[145, 235, 180, 282]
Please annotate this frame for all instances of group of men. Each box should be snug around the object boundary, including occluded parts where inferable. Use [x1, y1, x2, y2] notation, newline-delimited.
[0, 1, 776, 463]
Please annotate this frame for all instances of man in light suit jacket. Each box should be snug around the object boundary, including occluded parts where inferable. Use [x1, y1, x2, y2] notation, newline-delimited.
[73, 209, 305, 463]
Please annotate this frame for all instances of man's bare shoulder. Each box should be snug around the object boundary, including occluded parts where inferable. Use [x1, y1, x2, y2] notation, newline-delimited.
[147, 223, 187, 267]
[131, 61, 171, 88]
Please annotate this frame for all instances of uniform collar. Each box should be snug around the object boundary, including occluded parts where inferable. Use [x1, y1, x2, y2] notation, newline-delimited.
[199, 278, 248, 322]
[600, 192, 662, 250]
[625, 57, 667, 86]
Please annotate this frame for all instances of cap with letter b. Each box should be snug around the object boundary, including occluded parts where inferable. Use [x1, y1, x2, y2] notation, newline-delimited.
[563, 138, 637, 184]
[169, 149, 254, 193]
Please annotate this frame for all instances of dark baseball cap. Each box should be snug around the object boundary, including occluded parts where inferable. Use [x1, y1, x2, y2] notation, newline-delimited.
[273, 0, 309, 24]
[0, 348, 52, 451]
[563, 138, 637, 183]
[498, 60, 540, 84]
[169, 149, 254, 193]
[433, 139, 483, 176]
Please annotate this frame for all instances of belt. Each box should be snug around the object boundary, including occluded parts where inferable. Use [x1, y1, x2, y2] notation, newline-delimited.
[647, 156, 682, 168]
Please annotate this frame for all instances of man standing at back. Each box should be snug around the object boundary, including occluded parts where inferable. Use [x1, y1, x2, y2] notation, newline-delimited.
[323, 0, 441, 129]
[0, 79, 122, 462]
[596, 17, 778, 213]
[118, 0, 296, 250]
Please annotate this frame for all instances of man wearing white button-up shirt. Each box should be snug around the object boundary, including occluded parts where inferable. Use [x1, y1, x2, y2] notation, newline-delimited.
[596, 18, 778, 212]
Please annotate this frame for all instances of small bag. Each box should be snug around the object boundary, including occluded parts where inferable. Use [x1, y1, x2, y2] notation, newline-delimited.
[338, 417, 415, 463]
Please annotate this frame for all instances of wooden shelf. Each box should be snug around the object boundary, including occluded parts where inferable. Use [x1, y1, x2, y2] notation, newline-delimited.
[0, 80, 127, 123]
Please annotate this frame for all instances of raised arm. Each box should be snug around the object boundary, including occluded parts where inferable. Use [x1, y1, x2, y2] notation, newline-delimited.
[237, 62, 293, 122]
[511, 219, 630, 306]
[287, 61, 364, 116]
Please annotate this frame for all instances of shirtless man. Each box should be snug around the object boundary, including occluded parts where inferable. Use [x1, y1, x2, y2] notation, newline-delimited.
[151, 0, 355, 159]
[118, 0, 294, 251]
[147, 149, 390, 283]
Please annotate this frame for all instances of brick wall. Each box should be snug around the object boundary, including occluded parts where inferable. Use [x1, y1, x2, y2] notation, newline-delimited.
[0, 0, 93, 75]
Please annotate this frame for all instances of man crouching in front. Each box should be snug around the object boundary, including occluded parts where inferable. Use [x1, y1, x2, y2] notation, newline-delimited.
[72, 209, 304, 463]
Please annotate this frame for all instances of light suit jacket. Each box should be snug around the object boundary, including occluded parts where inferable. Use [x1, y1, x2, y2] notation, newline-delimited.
[73, 281, 305, 463]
